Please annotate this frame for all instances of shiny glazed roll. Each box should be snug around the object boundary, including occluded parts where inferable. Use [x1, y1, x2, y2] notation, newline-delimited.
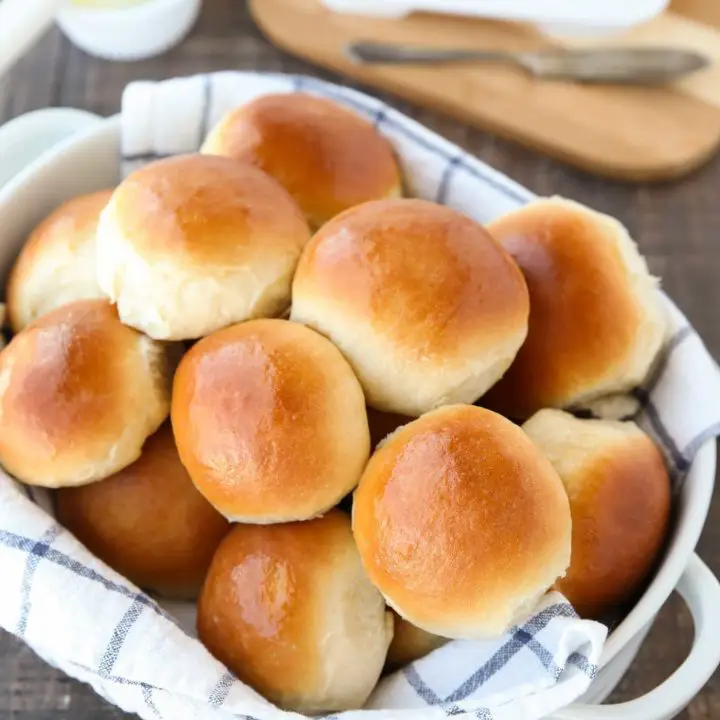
[483, 197, 666, 420]
[96, 154, 311, 341]
[56, 423, 229, 599]
[201, 93, 402, 228]
[0, 299, 172, 488]
[197, 510, 393, 713]
[291, 199, 530, 417]
[7, 190, 112, 333]
[353, 404, 571, 639]
[172, 319, 370, 523]
[523, 409, 671, 619]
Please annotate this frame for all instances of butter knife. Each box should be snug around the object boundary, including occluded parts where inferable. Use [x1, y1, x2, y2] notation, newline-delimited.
[346, 43, 711, 84]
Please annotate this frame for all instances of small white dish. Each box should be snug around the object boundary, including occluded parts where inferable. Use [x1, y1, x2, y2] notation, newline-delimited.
[57, 0, 202, 62]
[0, 0, 201, 75]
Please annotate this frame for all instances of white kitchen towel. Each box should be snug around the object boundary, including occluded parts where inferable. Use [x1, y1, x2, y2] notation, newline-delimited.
[1, 71, 718, 720]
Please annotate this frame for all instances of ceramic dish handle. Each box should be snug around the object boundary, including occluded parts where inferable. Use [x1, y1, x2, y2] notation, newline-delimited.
[552, 553, 720, 720]
[0, 108, 101, 193]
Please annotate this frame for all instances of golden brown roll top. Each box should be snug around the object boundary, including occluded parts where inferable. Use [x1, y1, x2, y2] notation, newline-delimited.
[483, 197, 666, 420]
[171, 318, 370, 523]
[352, 404, 571, 639]
[96, 154, 311, 341]
[522, 409, 671, 619]
[291, 199, 530, 417]
[7, 190, 112, 333]
[201, 93, 402, 229]
[56, 423, 229, 599]
[0, 299, 172, 488]
[197, 510, 393, 713]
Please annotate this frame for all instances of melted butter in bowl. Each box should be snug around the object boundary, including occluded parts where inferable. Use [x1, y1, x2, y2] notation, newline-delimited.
[58, 0, 201, 61]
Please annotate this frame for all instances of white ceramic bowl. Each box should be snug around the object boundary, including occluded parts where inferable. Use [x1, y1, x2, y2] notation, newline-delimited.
[0, 110, 717, 720]
[57, 0, 202, 61]
[0, 0, 202, 75]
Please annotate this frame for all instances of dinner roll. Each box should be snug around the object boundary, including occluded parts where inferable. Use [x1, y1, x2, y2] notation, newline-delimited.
[577, 393, 642, 422]
[523, 409, 671, 619]
[291, 199, 529, 417]
[96, 154, 311, 341]
[197, 510, 393, 713]
[56, 423, 229, 599]
[7, 190, 112, 333]
[386, 613, 447, 673]
[353, 405, 571, 639]
[483, 197, 666, 420]
[172, 319, 370, 523]
[201, 93, 402, 228]
[0, 299, 172, 487]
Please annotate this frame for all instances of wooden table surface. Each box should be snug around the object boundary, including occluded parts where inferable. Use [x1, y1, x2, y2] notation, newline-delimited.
[0, 1, 718, 718]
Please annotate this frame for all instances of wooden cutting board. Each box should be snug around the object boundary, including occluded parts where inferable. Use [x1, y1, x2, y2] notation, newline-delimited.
[249, 0, 720, 182]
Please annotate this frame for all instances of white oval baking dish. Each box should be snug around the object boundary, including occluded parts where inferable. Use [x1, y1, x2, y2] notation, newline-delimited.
[0, 103, 717, 720]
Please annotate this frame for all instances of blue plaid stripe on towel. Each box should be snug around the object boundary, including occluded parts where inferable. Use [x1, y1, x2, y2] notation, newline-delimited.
[1, 72, 719, 720]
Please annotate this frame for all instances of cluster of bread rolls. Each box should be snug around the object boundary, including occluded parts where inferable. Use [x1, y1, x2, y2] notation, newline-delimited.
[0, 92, 672, 713]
